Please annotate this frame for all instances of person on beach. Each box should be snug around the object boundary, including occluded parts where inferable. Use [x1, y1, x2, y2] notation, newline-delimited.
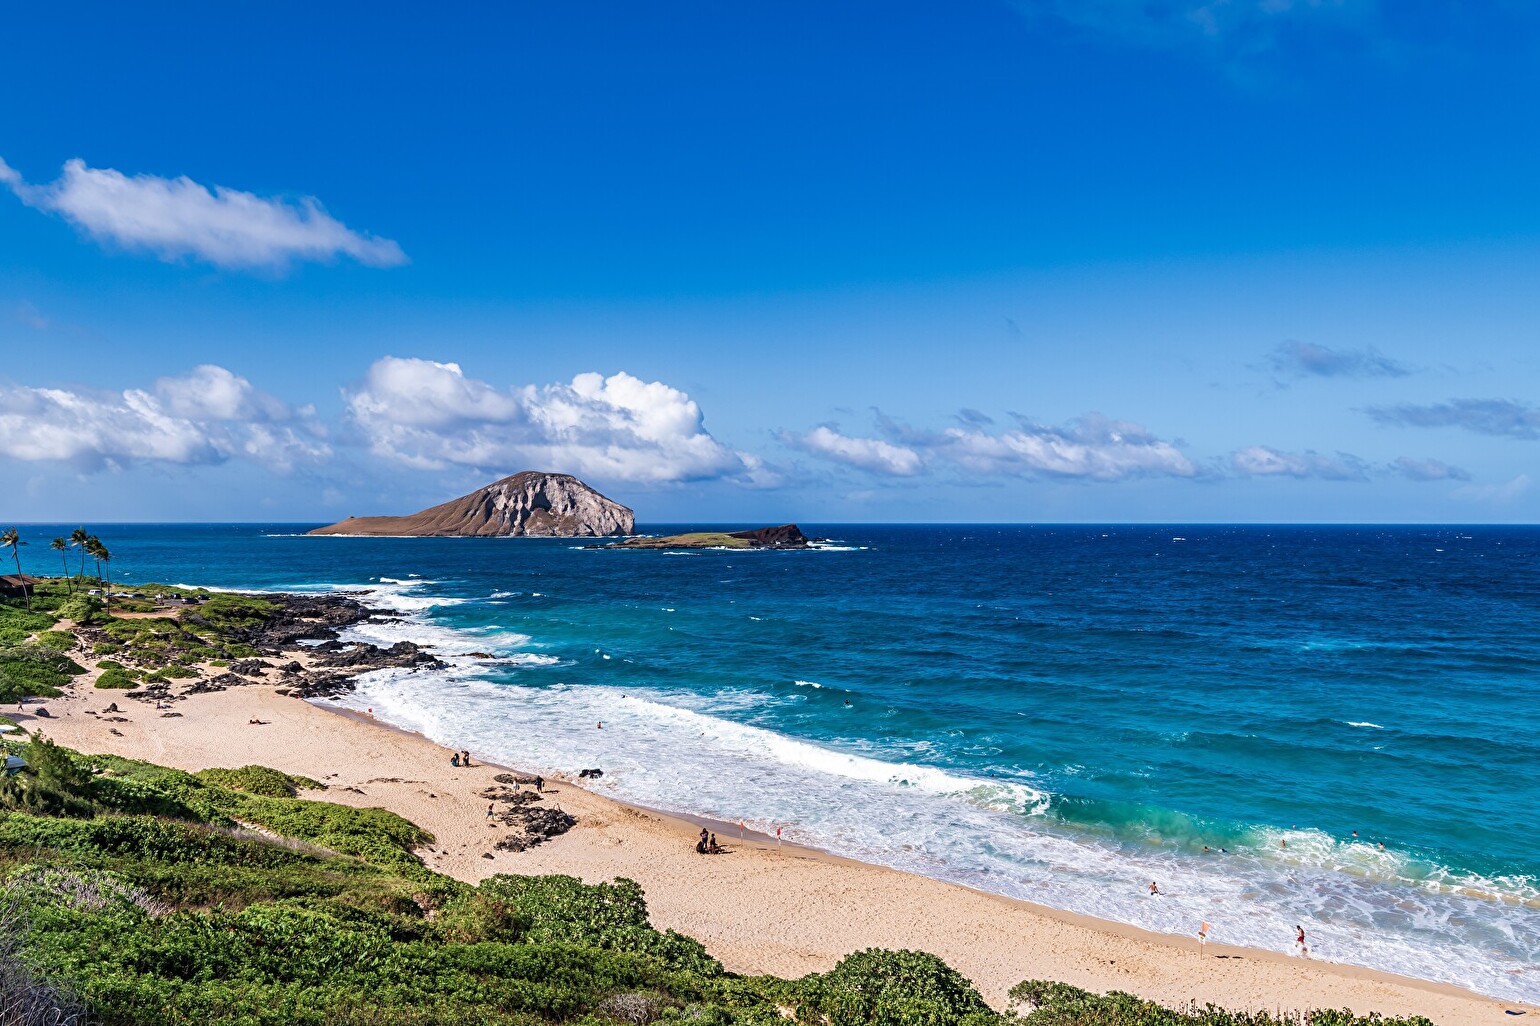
[461, 750, 472, 766]
[1198, 921, 1209, 954]
[1148, 881, 1161, 896]
[1294, 925, 1310, 958]
[696, 828, 709, 855]
[534, 775, 544, 793]
[450, 753, 461, 767]
[486, 803, 494, 818]
[709, 833, 722, 854]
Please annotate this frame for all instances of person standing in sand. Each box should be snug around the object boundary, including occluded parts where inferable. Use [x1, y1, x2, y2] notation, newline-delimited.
[1198, 921, 1209, 954]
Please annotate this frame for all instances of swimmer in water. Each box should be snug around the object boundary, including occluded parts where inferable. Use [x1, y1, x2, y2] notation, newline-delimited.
[1148, 881, 1161, 896]
[1294, 925, 1310, 958]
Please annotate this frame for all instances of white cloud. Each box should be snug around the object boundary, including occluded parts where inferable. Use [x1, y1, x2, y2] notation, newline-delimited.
[1389, 456, 1469, 482]
[0, 156, 405, 271]
[1453, 474, 1530, 505]
[1230, 445, 1367, 480]
[937, 414, 1197, 481]
[785, 426, 924, 476]
[154, 364, 289, 422]
[1267, 340, 1409, 379]
[0, 366, 327, 471]
[344, 357, 757, 485]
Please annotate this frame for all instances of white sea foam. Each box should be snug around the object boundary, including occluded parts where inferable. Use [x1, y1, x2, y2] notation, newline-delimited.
[316, 576, 1540, 1004]
[793, 679, 822, 688]
[1345, 721, 1385, 729]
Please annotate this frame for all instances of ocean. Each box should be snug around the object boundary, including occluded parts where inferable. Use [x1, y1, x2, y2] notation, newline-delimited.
[9, 523, 1539, 1001]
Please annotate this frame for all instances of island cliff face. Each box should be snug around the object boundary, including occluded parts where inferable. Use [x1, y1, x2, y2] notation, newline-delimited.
[308, 472, 634, 538]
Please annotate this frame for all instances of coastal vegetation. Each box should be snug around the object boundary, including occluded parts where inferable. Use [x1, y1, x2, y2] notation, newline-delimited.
[0, 571, 256, 702]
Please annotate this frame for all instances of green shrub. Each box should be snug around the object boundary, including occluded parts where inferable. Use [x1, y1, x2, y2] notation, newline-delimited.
[35, 630, 77, 651]
[92, 642, 122, 655]
[797, 949, 995, 1026]
[196, 766, 323, 799]
[436, 875, 720, 976]
[142, 665, 197, 682]
[0, 604, 57, 635]
[94, 667, 135, 689]
[57, 594, 107, 626]
[1007, 982, 1437, 1026]
[0, 645, 85, 700]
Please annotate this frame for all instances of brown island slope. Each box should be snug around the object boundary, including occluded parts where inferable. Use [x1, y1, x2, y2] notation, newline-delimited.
[308, 470, 634, 538]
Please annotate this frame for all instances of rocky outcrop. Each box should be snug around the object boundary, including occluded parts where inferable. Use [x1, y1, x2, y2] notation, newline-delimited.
[307, 472, 634, 538]
[727, 524, 809, 548]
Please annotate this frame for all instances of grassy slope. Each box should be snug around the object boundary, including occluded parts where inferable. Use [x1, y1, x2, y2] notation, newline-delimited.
[0, 581, 266, 702]
[612, 533, 755, 549]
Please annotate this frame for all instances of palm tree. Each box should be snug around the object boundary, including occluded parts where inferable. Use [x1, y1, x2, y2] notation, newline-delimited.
[98, 546, 113, 609]
[70, 527, 89, 587]
[85, 536, 104, 587]
[51, 537, 72, 594]
[1, 527, 32, 612]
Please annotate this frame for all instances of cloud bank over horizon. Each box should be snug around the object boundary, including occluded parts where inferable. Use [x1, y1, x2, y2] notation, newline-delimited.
[343, 357, 770, 486]
[0, 365, 328, 472]
[0, 357, 1519, 518]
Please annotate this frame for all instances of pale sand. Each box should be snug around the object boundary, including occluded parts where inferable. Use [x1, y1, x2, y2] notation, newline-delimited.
[17, 677, 1531, 1026]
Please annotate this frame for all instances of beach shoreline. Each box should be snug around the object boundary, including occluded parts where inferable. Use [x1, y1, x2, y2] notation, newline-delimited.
[13, 637, 1531, 1026]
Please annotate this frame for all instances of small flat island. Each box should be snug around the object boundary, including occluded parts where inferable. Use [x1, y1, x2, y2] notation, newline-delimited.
[603, 524, 812, 549]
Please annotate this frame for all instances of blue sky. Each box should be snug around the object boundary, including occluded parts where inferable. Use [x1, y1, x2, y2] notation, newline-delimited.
[3, 1, 1539, 523]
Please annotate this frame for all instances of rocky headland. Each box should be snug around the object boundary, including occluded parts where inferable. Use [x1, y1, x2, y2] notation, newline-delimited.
[61, 591, 450, 707]
[308, 471, 634, 538]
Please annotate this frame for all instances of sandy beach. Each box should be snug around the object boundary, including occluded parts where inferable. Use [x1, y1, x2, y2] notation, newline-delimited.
[13, 651, 1529, 1026]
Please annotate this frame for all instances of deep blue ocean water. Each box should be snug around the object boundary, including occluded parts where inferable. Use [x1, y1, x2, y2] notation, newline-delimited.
[7, 523, 1539, 999]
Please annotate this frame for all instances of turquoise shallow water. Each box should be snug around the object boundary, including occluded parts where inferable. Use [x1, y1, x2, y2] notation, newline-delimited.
[9, 523, 1539, 999]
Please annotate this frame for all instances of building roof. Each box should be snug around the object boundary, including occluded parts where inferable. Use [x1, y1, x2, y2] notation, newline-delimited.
[0, 574, 43, 587]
